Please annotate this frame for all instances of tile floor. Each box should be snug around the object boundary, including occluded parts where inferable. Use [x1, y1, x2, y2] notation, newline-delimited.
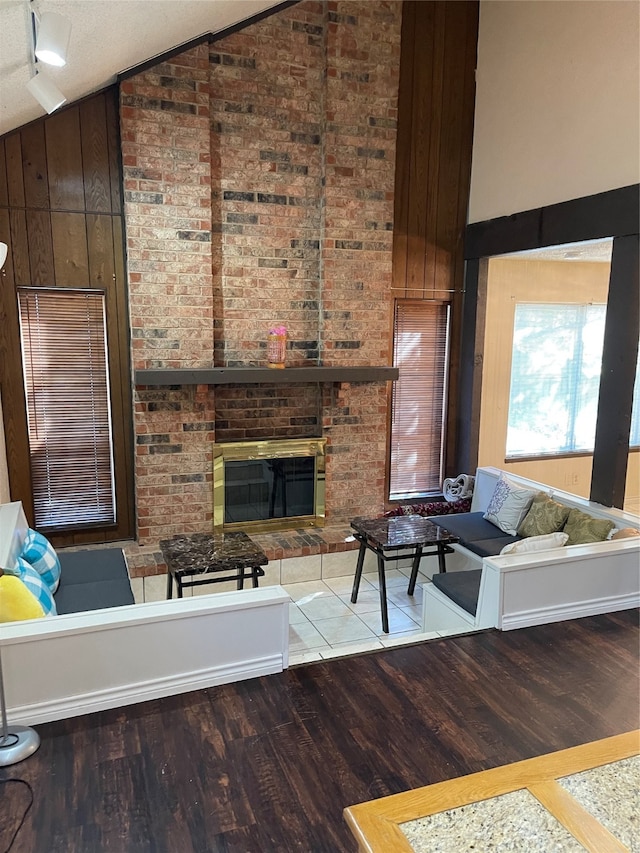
[283, 566, 464, 665]
[131, 563, 465, 668]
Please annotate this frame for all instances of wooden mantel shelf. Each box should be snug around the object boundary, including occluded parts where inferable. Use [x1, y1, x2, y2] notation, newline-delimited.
[134, 366, 399, 386]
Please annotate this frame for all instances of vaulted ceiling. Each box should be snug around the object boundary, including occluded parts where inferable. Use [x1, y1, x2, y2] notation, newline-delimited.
[0, 0, 282, 136]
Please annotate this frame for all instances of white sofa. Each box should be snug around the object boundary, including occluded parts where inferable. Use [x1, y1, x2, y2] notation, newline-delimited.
[422, 467, 640, 634]
[0, 502, 290, 726]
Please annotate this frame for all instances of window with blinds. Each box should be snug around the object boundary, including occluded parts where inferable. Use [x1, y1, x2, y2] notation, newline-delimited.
[389, 300, 450, 500]
[18, 288, 116, 529]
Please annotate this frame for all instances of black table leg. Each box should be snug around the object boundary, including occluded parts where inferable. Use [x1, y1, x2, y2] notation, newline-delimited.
[437, 543, 447, 573]
[407, 545, 423, 595]
[377, 553, 389, 633]
[177, 575, 183, 599]
[350, 540, 367, 603]
[237, 571, 244, 591]
[252, 566, 260, 588]
[166, 570, 173, 600]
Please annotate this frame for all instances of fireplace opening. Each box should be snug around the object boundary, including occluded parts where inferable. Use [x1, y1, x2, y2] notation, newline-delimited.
[213, 438, 326, 533]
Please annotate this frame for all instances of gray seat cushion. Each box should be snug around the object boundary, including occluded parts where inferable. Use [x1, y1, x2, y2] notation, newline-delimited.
[432, 569, 483, 616]
[431, 512, 503, 541]
[55, 549, 134, 614]
[431, 512, 522, 556]
[465, 536, 522, 558]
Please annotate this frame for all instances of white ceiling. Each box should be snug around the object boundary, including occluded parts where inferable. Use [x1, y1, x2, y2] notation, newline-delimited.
[0, 0, 282, 136]
[498, 238, 614, 264]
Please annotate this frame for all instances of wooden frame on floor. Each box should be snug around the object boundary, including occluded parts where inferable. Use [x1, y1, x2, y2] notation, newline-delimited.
[344, 729, 639, 853]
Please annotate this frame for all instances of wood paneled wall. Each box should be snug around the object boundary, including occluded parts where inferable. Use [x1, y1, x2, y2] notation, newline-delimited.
[392, 0, 479, 476]
[0, 89, 134, 544]
[393, 1, 478, 300]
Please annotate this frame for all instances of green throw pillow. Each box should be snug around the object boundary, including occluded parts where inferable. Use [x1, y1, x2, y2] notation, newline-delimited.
[518, 494, 571, 537]
[563, 508, 615, 545]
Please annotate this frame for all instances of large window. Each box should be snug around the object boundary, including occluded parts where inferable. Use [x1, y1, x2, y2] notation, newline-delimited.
[389, 301, 449, 499]
[18, 288, 116, 530]
[507, 302, 640, 458]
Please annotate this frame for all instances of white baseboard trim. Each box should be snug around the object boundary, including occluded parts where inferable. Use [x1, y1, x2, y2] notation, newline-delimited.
[500, 593, 640, 631]
[9, 653, 285, 726]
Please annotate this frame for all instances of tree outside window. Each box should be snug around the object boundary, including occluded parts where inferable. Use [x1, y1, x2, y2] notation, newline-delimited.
[507, 302, 639, 458]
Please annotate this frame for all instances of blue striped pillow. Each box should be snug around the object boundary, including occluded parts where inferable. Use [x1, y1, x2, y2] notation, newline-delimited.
[21, 528, 61, 593]
[15, 557, 57, 616]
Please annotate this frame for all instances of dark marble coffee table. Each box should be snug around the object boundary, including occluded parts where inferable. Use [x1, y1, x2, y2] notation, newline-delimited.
[160, 531, 268, 599]
[350, 515, 459, 633]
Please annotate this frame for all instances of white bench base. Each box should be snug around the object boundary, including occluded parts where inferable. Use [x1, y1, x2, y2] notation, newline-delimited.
[1, 586, 290, 726]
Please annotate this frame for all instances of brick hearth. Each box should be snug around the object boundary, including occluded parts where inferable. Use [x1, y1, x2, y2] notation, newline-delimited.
[120, 1, 401, 573]
[123, 521, 360, 580]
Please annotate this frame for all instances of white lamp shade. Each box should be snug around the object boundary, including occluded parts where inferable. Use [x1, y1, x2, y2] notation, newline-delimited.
[26, 72, 67, 114]
[35, 11, 71, 67]
[0, 242, 7, 270]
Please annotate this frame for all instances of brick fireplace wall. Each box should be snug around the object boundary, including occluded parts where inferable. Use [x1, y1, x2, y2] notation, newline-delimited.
[120, 1, 401, 550]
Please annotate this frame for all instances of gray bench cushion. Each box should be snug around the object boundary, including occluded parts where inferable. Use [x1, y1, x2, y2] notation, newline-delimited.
[431, 512, 522, 556]
[431, 512, 505, 542]
[432, 569, 483, 616]
[465, 536, 522, 558]
[55, 549, 134, 614]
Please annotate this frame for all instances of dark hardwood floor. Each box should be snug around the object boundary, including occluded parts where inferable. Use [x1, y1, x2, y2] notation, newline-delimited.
[1, 610, 638, 852]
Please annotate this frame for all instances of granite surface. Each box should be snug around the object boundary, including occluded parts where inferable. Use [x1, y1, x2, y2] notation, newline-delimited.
[400, 789, 585, 852]
[159, 532, 268, 576]
[351, 515, 459, 550]
[558, 755, 639, 852]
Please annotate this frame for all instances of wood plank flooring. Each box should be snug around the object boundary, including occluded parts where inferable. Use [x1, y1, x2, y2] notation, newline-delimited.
[1, 609, 638, 852]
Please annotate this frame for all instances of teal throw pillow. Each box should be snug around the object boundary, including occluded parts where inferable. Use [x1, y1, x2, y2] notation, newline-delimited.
[15, 557, 57, 616]
[20, 528, 61, 593]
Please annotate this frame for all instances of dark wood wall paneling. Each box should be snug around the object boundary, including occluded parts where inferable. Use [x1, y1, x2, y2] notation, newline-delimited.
[0, 89, 134, 544]
[391, 0, 479, 480]
[458, 184, 640, 508]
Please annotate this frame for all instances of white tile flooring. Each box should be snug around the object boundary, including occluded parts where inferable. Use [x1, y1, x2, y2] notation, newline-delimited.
[130, 563, 462, 667]
[284, 567, 463, 665]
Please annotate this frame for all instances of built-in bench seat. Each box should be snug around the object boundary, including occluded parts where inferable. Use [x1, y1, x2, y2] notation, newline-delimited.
[428, 511, 522, 617]
[0, 501, 289, 727]
[422, 467, 640, 634]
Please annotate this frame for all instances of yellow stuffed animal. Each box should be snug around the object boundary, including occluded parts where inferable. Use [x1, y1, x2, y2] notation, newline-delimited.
[0, 568, 45, 622]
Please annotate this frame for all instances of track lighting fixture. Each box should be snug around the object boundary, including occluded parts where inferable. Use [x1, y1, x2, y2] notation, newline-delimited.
[34, 10, 71, 67]
[26, 3, 71, 114]
[26, 70, 66, 114]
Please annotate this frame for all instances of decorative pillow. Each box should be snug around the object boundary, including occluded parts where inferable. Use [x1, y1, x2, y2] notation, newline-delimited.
[14, 557, 57, 616]
[518, 494, 571, 537]
[0, 570, 45, 622]
[500, 532, 569, 555]
[483, 476, 538, 535]
[563, 509, 615, 546]
[610, 527, 640, 540]
[20, 528, 61, 593]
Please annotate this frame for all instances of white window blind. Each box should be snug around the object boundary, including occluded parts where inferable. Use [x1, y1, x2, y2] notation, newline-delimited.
[507, 303, 607, 457]
[389, 301, 449, 500]
[18, 288, 116, 529]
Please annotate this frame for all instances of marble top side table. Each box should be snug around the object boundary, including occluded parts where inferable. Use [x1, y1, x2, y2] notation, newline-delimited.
[160, 531, 268, 599]
[350, 515, 459, 633]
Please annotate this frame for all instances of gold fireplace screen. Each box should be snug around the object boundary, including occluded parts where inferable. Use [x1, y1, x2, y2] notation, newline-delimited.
[213, 438, 326, 533]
